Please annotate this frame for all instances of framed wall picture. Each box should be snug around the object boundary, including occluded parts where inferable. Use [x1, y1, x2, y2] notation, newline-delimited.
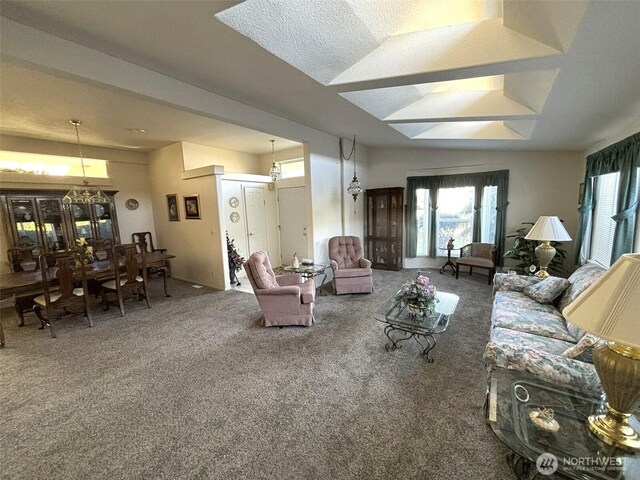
[167, 194, 180, 222]
[184, 194, 201, 219]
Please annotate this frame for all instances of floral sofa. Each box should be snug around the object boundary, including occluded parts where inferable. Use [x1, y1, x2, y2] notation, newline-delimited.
[483, 261, 606, 395]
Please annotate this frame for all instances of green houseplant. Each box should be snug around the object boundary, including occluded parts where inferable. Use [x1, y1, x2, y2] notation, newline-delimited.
[503, 222, 568, 276]
[227, 232, 245, 286]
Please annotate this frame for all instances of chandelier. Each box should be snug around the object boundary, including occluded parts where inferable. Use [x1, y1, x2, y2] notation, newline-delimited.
[63, 120, 108, 204]
[341, 136, 363, 205]
[268, 139, 281, 181]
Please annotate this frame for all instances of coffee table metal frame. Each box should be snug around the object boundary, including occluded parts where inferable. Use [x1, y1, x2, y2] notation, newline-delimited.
[373, 291, 459, 362]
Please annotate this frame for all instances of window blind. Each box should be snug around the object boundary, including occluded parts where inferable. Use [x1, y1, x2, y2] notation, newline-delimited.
[590, 172, 620, 267]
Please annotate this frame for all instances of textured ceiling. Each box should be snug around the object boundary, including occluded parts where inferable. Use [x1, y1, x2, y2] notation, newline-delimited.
[217, 0, 586, 141]
[0, 0, 639, 151]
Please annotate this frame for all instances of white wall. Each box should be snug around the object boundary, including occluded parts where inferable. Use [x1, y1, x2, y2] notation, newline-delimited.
[182, 142, 261, 173]
[148, 143, 227, 289]
[366, 148, 583, 270]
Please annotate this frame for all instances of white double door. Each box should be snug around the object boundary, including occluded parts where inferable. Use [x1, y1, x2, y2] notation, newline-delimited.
[278, 186, 307, 264]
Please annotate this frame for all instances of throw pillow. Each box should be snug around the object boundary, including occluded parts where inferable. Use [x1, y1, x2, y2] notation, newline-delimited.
[562, 334, 599, 361]
[523, 276, 570, 304]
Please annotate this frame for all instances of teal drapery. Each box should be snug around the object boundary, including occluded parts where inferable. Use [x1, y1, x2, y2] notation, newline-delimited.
[406, 170, 509, 265]
[574, 132, 640, 264]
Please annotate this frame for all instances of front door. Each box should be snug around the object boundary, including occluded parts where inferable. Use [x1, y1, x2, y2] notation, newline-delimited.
[278, 186, 308, 264]
[243, 186, 269, 254]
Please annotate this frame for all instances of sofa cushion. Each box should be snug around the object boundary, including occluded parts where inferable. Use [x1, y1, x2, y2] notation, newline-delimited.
[523, 276, 570, 304]
[562, 333, 599, 362]
[557, 262, 606, 312]
[492, 292, 575, 342]
[494, 291, 560, 315]
[484, 327, 601, 394]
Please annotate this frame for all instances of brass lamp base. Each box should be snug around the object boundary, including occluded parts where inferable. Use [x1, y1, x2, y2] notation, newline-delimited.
[590, 342, 640, 451]
[588, 406, 640, 450]
[534, 241, 555, 278]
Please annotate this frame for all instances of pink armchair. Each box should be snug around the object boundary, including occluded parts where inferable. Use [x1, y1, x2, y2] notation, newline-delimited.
[244, 251, 315, 327]
[328, 236, 374, 295]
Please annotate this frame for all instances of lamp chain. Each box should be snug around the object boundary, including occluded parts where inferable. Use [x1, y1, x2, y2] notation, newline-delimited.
[72, 120, 88, 180]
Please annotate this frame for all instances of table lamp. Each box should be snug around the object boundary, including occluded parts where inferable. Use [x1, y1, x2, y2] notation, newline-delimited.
[562, 253, 640, 451]
[524, 216, 571, 278]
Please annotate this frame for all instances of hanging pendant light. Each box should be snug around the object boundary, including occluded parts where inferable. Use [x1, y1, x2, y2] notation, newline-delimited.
[268, 139, 281, 182]
[63, 120, 108, 204]
[345, 136, 363, 204]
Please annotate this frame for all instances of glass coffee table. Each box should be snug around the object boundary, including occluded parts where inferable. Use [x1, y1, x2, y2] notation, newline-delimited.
[488, 368, 640, 479]
[373, 291, 459, 362]
[283, 263, 329, 295]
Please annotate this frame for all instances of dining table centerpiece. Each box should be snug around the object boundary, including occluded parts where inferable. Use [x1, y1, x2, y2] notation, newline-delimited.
[395, 274, 439, 318]
[71, 237, 95, 268]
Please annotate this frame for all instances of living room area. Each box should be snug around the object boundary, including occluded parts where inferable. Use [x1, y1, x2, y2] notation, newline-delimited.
[1, 1, 640, 479]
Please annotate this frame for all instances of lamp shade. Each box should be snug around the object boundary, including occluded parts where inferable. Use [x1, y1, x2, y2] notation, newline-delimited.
[562, 254, 640, 347]
[525, 216, 572, 241]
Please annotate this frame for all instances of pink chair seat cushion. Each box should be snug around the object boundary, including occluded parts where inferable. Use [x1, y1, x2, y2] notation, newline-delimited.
[333, 267, 373, 279]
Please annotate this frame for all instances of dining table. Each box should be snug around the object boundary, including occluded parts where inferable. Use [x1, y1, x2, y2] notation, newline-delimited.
[0, 252, 175, 305]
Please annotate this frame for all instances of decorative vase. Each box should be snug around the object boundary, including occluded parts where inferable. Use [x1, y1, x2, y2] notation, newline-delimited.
[292, 253, 299, 268]
[447, 238, 455, 250]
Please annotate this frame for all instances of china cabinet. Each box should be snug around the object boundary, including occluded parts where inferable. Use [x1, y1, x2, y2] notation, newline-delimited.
[364, 187, 404, 270]
[1, 189, 120, 252]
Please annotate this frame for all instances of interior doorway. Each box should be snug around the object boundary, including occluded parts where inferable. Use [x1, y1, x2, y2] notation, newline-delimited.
[243, 185, 269, 254]
[278, 186, 308, 265]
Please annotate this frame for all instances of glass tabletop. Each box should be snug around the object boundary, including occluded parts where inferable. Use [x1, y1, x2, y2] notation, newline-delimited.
[373, 291, 459, 334]
[489, 368, 640, 479]
[283, 264, 328, 275]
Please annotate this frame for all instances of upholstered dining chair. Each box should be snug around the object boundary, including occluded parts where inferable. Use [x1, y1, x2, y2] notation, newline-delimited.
[100, 243, 150, 317]
[244, 251, 315, 327]
[328, 236, 373, 295]
[33, 252, 93, 339]
[455, 243, 497, 285]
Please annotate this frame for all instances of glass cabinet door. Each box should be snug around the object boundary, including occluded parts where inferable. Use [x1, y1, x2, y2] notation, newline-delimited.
[7, 198, 41, 247]
[36, 198, 67, 251]
[94, 203, 114, 241]
[70, 203, 94, 240]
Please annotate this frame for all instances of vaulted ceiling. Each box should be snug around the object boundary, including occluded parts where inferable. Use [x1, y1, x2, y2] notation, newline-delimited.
[1, 0, 639, 151]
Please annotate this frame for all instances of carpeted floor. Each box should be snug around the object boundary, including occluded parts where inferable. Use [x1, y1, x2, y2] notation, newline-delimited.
[1, 269, 514, 479]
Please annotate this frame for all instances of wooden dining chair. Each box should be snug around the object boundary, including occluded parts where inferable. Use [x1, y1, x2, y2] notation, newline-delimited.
[6, 246, 47, 327]
[0, 295, 16, 347]
[33, 252, 93, 339]
[132, 232, 172, 296]
[100, 243, 150, 317]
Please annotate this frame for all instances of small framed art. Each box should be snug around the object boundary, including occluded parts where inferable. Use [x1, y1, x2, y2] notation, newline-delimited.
[184, 194, 201, 220]
[167, 194, 179, 222]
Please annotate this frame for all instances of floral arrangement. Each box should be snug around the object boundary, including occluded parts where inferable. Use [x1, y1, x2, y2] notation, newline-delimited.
[395, 274, 439, 316]
[71, 238, 94, 267]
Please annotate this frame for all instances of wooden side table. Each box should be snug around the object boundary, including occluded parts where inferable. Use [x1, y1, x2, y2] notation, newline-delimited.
[439, 247, 456, 275]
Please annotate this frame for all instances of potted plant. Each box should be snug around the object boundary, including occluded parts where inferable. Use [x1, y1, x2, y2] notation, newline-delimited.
[395, 274, 439, 318]
[227, 232, 245, 286]
[503, 222, 568, 276]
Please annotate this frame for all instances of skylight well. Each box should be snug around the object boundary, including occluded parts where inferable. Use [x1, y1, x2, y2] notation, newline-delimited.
[217, 0, 586, 142]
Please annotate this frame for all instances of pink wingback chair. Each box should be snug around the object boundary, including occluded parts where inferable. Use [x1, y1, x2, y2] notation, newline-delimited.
[244, 251, 315, 327]
[328, 236, 374, 295]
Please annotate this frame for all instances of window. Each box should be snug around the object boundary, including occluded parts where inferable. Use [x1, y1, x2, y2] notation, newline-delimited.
[279, 159, 304, 179]
[436, 187, 474, 255]
[481, 186, 498, 244]
[0, 151, 108, 177]
[416, 189, 429, 256]
[415, 185, 498, 257]
[588, 168, 640, 265]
